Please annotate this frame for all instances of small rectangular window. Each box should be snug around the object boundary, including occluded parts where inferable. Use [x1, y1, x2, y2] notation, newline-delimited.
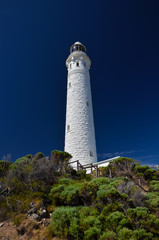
[84, 62, 86, 67]
[69, 82, 71, 88]
[70, 63, 72, 69]
[76, 61, 79, 67]
[67, 125, 70, 131]
[86, 101, 89, 106]
[90, 151, 93, 157]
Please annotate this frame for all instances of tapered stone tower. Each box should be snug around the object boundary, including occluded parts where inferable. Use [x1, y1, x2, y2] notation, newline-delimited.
[64, 42, 97, 166]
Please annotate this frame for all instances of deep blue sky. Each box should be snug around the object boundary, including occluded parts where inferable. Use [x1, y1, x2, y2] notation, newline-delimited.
[0, 0, 159, 165]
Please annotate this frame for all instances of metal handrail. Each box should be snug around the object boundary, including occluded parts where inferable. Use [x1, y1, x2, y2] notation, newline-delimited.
[68, 160, 79, 164]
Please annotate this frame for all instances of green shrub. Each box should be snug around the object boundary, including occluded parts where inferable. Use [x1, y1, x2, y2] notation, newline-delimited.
[100, 203, 122, 219]
[35, 152, 44, 159]
[99, 231, 116, 240]
[0, 160, 12, 175]
[143, 214, 159, 234]
[114, 157, 134, 164]
[59, 177, 72, 185]
[118, 228, 134, 240]
[11, 155, 31, 170]
[133, 229, 153, 240]
[51, 150, 72, 173]
[50, 206, 80, 238]
[84, 227, 101, 240]
[97, 186, 120, 203]
[106, 211, 129, 232]
[149, 180, 159, 190]
[60, 183, 81, 205]
[118, 228, 153, 240]
[49, 184, 65, 204]
[76, 169, 87, 178]
[79, 206, 95, 219]
[127, 207, 149, 223]
[91, 177, 111, 186]
[126, 206, 159, 234]
[51, 150, 72, 162]
[81, 216, 97, 231]
[80, 181, 98, 205]
[69, 217, 81, 239]
[134, 165, 156, 180]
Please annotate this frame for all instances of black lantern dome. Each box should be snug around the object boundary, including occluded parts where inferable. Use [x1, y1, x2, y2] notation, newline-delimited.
[70, 42, 86, 53]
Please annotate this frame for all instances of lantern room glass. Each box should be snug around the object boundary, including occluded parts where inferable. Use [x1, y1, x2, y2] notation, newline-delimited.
[71, 44, 86, 53]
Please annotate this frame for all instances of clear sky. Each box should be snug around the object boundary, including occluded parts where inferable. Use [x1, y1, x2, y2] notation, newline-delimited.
[0, 0, 159, 165]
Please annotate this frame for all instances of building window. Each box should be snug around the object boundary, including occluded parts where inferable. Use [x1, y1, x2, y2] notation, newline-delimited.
[90, 151, 93, 157]
[70, 63, 72, 69]
[69, 82, 71, 88]
[67, 125, 70, 131]
[86, 101, 89, 106]
[84, 62, 86, 67]
[76, 61, 79, 67]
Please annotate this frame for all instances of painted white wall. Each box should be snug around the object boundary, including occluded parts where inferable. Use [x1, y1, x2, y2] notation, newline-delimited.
[93, 156, 121, 168]
[64, 46, 97, 166]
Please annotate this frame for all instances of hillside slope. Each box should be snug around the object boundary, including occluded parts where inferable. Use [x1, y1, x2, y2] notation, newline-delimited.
[0, 152, 159, 239]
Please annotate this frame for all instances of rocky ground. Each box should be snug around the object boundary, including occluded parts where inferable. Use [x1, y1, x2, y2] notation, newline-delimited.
[0, 203, 53, 240]
[0, 218, 52, 240]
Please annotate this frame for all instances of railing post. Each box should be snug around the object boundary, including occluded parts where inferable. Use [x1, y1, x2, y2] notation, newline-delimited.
[77, 160, 79, 172]
[96, 167, 99, 178]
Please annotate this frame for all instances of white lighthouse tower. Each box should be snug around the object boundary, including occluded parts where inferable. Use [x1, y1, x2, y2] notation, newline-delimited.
[64, 42, 97, 166]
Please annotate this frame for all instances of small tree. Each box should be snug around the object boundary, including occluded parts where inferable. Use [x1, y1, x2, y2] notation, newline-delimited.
[51, 150, 72, 174]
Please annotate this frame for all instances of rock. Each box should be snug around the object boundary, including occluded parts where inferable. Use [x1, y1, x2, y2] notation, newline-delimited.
[28, 207, 37, 215]
[32, 213, 41, 221]
[117, 180, 136, 196]
[117, 180, 146, 207]
[39, 207, 48, 218]
[17, 226, 26, 236]
[133, 189, 146, 207]
[0, 222, 4, 227]
[30, 202, 35, 208]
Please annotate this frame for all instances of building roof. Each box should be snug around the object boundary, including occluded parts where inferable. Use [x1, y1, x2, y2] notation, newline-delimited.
[74, 41, 82, 45]
[93, 156, 121, 166]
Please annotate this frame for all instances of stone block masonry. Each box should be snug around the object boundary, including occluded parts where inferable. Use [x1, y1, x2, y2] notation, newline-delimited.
[64, 42, 97, 166]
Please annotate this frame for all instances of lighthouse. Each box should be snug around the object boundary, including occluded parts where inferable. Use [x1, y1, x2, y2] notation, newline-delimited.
[64, 42, 97, 166]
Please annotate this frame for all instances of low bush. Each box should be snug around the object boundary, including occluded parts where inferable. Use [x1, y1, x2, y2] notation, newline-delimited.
[50, 206, 80, 238]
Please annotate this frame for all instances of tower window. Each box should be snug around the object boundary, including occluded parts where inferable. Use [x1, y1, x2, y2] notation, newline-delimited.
[84, 62, 86, 67]
[67, 125, 70, 131]
[70, 63, 72, 69]
[69, 82, 71, 88]
[90, 151, 93, 157]
[76, 61, 79, 67]
[86, 101, 89, 106]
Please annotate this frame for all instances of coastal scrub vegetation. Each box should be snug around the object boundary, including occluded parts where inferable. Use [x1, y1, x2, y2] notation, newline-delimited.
[0, 153, 159, 239]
